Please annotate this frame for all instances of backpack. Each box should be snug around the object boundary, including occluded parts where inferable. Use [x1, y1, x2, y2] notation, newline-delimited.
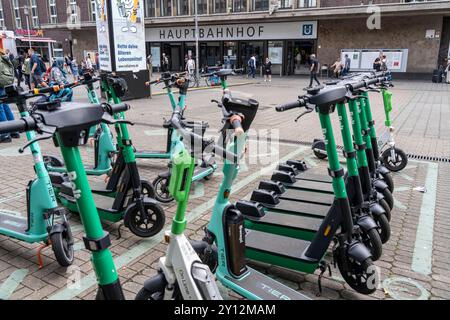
[0, 56, 14, 87]
[37, 56, 46, 73]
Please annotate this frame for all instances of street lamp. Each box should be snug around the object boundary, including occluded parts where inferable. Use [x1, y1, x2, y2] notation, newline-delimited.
[23, 6, 32, 49]
[194, 0, 199, 87]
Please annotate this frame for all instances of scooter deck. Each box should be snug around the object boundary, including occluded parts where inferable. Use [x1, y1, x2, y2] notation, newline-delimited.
[296, 172, 332, 183]
[285, 180, 333, 193]
[0, 214, 27, 234]
[279, 189, 334, 206]
[266, 199, 330, 218]
[245, 210, 322, 241]
[223, 267, 310, 300]
[245, 229, 318, 274]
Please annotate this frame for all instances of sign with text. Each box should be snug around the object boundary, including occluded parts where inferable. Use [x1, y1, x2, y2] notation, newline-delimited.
[95, 0, 112, 71]
[146, 21, 318, 42]
[111, 0, 146, 72]
[95, 0, 146, 72]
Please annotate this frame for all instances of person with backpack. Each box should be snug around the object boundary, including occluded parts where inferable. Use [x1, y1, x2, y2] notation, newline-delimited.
[247, 54, 256, 79]
[308, 53, 321, 88]
[0, 48, 19, 142]
[28, 48, 47, 89]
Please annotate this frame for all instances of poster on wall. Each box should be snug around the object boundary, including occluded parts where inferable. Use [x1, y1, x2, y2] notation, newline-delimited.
[151, 47, 161, 67]
[268, 47, 283, 64]
[111, 0, 147, 72]
[95, 0, 112, 71]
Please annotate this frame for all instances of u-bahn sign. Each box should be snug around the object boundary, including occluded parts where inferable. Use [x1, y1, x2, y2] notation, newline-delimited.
[95, 0, 146, 72]
[145, 21, 318, 42]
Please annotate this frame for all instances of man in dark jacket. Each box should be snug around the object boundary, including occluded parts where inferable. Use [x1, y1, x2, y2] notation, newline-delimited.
[308, 54, 321, 88]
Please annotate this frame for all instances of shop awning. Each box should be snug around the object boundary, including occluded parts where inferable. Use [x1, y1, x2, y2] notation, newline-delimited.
[16, 36, 57, 43]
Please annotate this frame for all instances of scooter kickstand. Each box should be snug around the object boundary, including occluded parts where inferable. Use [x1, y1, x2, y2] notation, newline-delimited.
[37, 242, 50, 269]
[317, 261, 332, 297]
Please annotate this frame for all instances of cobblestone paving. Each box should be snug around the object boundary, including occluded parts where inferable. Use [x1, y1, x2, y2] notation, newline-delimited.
[0, 76, 449, 300]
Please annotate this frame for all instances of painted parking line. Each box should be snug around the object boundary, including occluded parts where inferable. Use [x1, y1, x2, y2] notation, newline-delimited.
[0, 269, 29, 300]
[48, 146, 308, 300]
[411, 162, 438, 276]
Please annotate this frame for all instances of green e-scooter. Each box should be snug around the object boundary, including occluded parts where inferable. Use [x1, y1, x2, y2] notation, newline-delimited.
[0, 100, 135, 299]
[0, 85, 74, 267]
[43, 73, 117, 177]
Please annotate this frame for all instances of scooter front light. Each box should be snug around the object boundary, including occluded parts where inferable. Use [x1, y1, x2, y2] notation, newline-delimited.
[389, 126, 395, 133]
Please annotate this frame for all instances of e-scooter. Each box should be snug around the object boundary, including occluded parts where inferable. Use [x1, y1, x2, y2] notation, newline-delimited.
[0, 85, 74, 267]
[0, 100, 132, 299]
[138, 79, 310, 300]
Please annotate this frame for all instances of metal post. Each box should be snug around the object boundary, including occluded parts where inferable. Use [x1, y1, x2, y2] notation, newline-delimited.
[194, 0, 199, 87]
[24, 6, 32, 49]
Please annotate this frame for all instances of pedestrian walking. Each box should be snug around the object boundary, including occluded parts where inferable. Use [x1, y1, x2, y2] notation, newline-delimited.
[23, 53, 32, 90]
[28, 48, 47, 89]
[343, 54, 351, 76]
[263, 57, 272, 82]
[162, 53, 169, 72]
[0, 48, 19, 143]
[247, 55, 256, 79]
[308, 54, 321, 88]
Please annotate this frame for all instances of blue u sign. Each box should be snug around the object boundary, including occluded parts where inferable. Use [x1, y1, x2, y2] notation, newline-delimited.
[302, 24, 314, 36]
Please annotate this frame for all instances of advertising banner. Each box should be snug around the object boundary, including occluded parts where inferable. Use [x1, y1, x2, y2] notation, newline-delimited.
[95, 0, 146, 72]
[95, 0, 112, 71]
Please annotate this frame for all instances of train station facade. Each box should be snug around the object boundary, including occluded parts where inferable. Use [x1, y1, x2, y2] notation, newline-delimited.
[3, 0, 449, 78]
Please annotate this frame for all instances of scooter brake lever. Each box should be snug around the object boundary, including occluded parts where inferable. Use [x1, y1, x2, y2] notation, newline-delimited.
[294, 107, 314, 122]
[19, 133, 54, 153]
[101, 114, 134, 126]
[367, 86, 381, 93]
[345, 92, 367, 100]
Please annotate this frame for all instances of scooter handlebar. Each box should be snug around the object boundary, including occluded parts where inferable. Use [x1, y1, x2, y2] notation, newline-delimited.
[0, 117, 36, 134]
[104, 103, 130, 115]
[170, 114, 238, 161]
[276, 99, 306, 112]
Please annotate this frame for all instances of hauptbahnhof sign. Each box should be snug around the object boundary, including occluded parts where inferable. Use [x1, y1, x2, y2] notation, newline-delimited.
[146, 21, 318, 42]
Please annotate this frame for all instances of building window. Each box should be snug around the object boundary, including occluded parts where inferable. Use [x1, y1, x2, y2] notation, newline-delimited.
[196, 0, 207, 14]
[13, 0, 22, 29]
[0, 1, 4, 28]
[233, 0, 247, 12]
[211, 0, 226, 13]
[31, 0, 39, 26]
[173, 0, 187, 15]
[145, 0, 156, 17]
[253, 0, 268, 11]
[49, 0, 58, 23]
[90, 0, 96, 20]
[279, 0, 292, 9]
[160, 0, 172, 16]
[298, 0, 316, 8]
[68, 0, 78, 24]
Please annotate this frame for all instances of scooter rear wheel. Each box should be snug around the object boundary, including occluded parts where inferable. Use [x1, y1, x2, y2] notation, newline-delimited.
[51, 225, 74, 267]
[336, 255, 378, 295]
[381, 148, 408, 172]
[126, 202, 165, 238]
[153, 176, 174, 203]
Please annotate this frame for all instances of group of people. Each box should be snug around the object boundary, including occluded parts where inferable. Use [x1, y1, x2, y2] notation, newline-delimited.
[247, 55, 273, 82]
[0, 48, 96, 143]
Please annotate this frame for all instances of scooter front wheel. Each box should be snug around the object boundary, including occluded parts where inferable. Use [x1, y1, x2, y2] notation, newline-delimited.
[360, 229, 382, 261]
[50, 224, 74, 267]
[43, 155, 65, 168]
[152, 176, 174, 203]
[126, 202, 166, 238]
[380, 187, 394, 211]
[381, 148, 408, 172]
[135, 272, 181, 300]
[335, 255, 377, 295]
[379, 171, 394, 193]
[140, 180, 156, 199]
[374, 213, 391, 244]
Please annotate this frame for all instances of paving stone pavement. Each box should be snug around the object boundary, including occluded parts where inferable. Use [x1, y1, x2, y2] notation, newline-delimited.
[0, 75, 449, 300]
